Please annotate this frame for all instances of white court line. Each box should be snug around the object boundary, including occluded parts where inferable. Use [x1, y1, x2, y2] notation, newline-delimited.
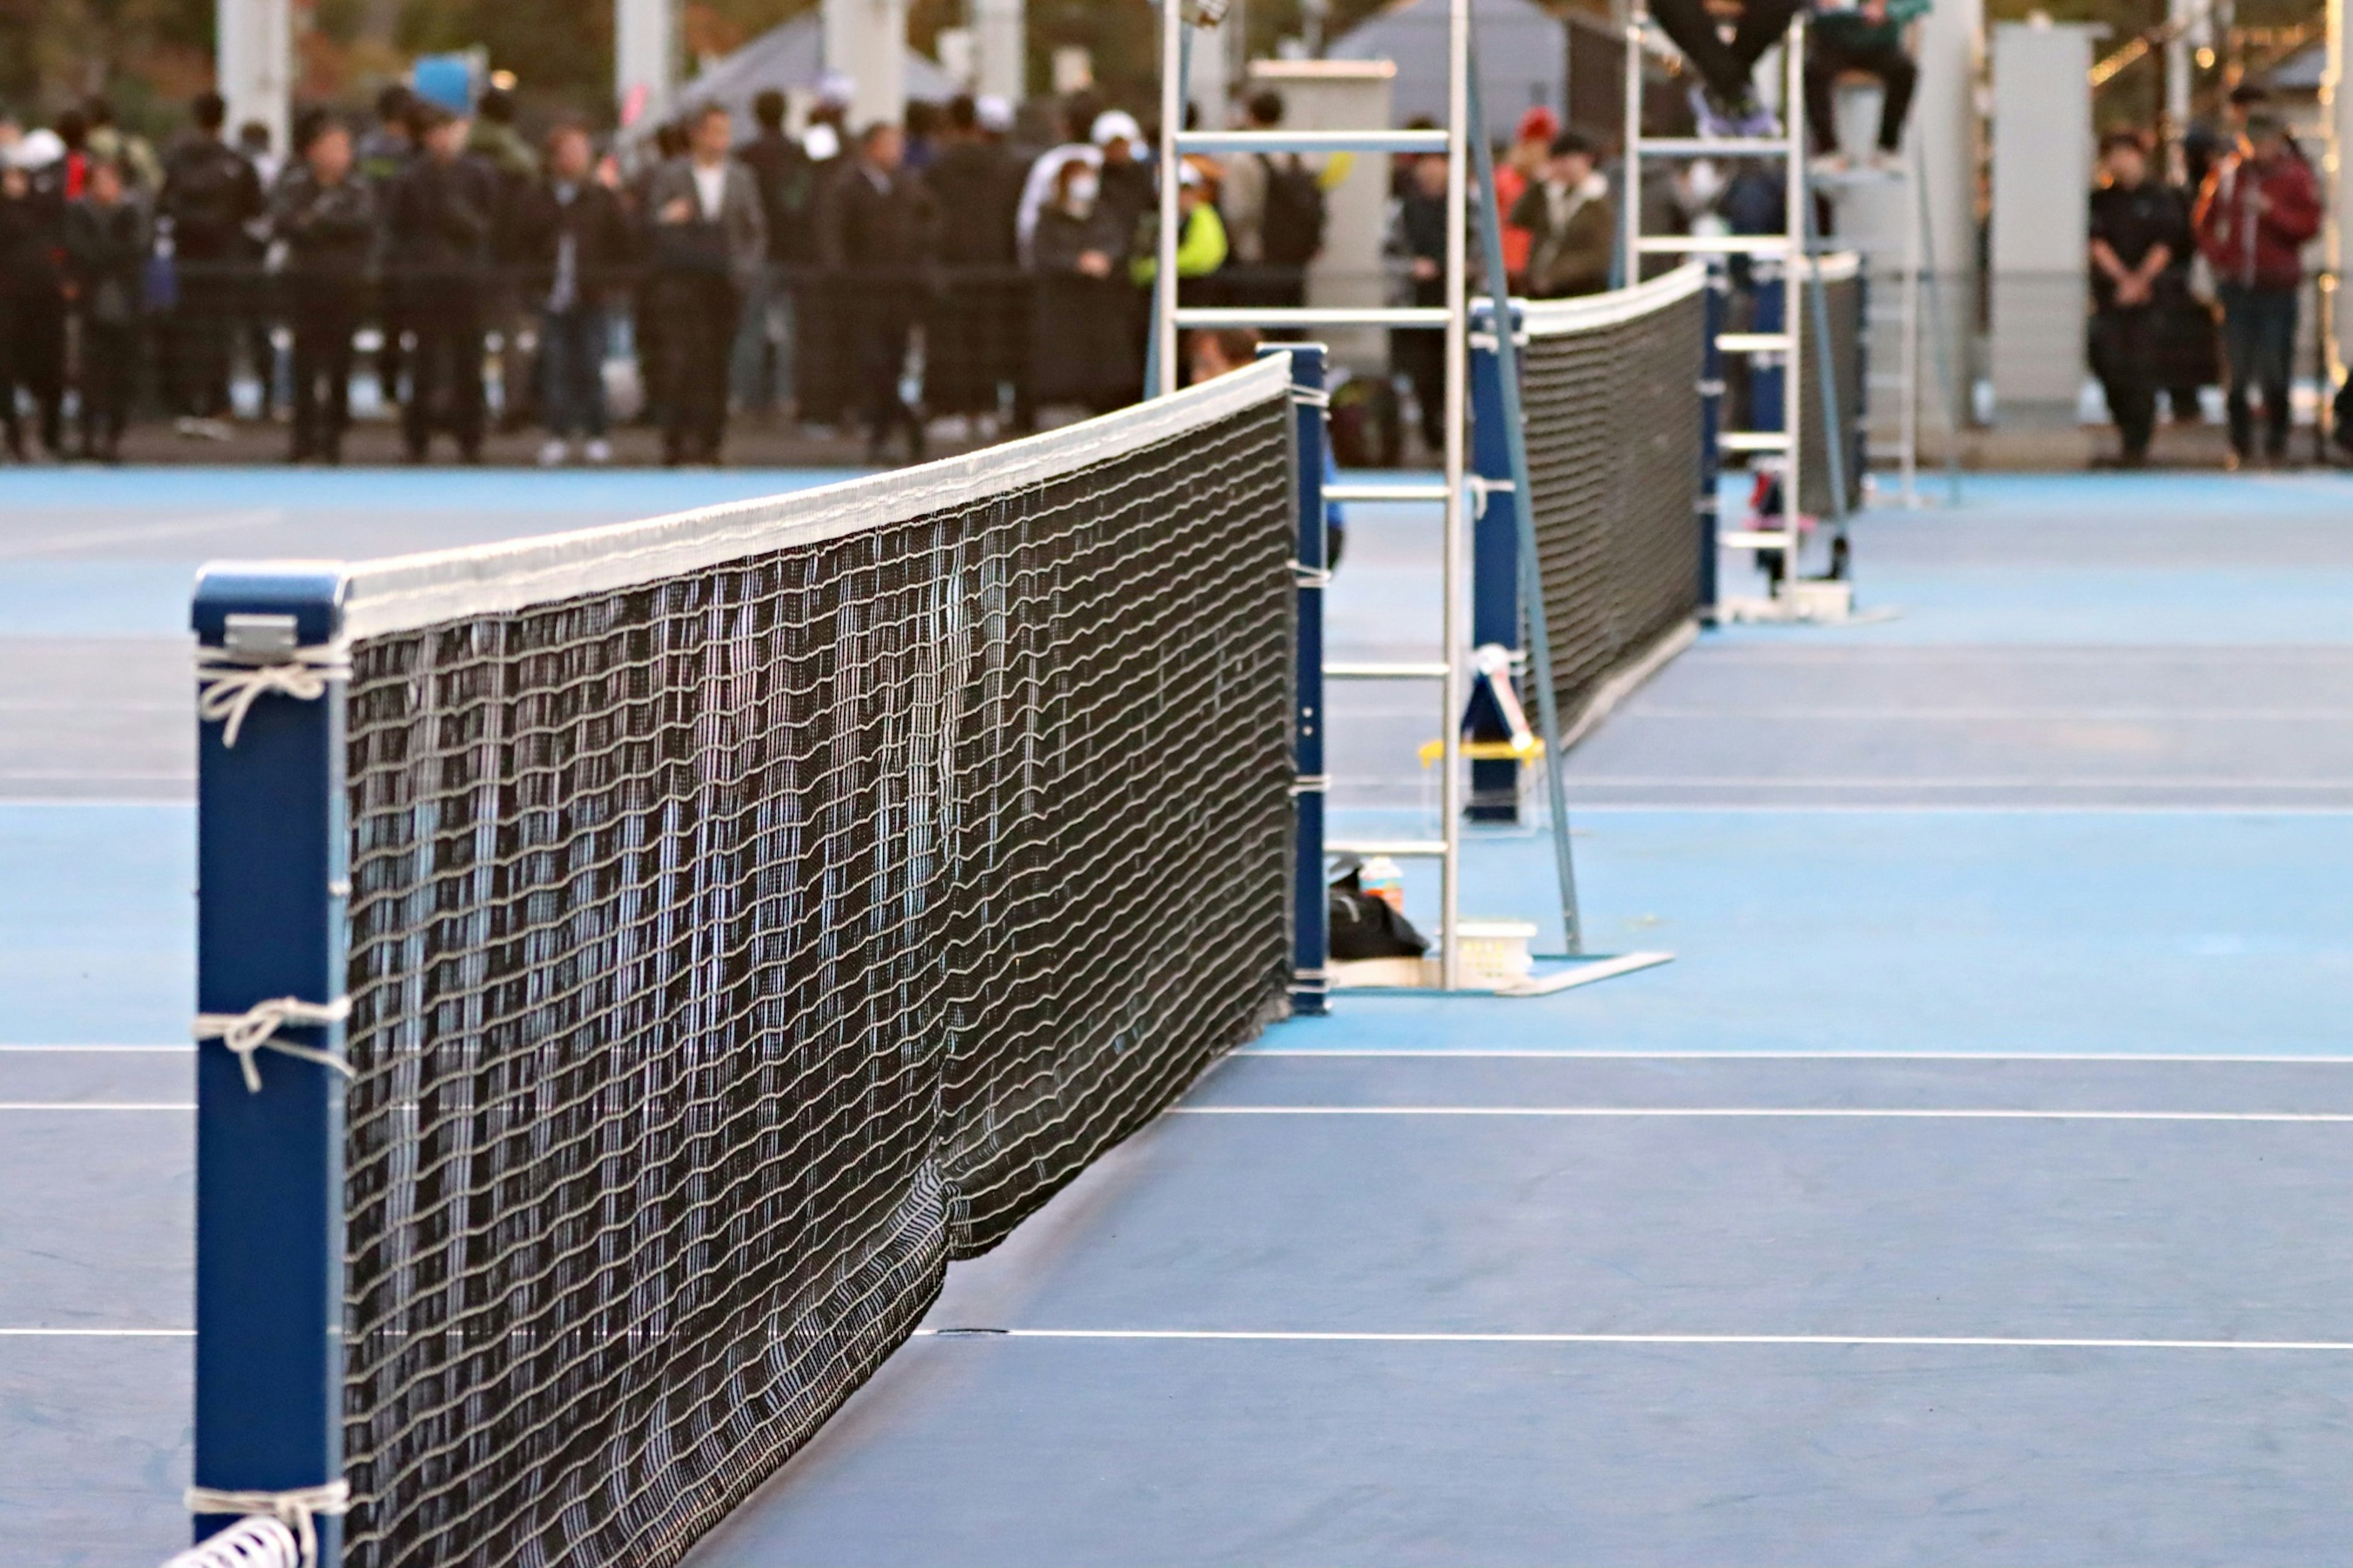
[0, 1327, 192, 1338]
[1559, 775, 2353, 789]
[0, 1044, 192, 1053]
[0, 1102, 194, 1111]
[1626, 707, 2353, 721]
[917, 1328, 2353, 1351]
[1173, 1107, 2353, 1123]
[0, 509, 279, 559]
[1561, 802, 2353, 815]
[1235, 1049, 2353, 1063]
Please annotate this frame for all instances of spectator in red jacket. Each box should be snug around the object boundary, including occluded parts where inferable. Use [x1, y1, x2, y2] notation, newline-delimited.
[2194, 114, 2321, 466]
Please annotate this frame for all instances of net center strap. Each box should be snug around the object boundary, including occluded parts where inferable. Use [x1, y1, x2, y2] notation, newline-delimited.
[184, 1480, 350, 1568]
[193, 998, 354, 1093]
[195, 645, 351, 748]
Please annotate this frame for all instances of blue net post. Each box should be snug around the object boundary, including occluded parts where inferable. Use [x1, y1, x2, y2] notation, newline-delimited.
[1468, 308, 1521, 824]
[1270, 341, 1330, 1017]
[1698, 262, 1729, 615]
[189, 569, 349, 1558]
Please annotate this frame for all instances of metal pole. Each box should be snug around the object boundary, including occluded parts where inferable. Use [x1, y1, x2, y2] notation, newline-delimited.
[1439, 0, 1469, 990]
[189, 570, 350, 1562]
[1154, 0, 1186, 398]
[1466, 67, 1583, 956]
[1779, 17, 1806, 589]
[1275, 342, 1331, 1015]
[1913, 143, 1965, 506]
[1622, 9, 1645, 288]
[1800, 156, 1851, 546]
[1699, 261, 1729, 612]
[1900, 142, 1922, 506]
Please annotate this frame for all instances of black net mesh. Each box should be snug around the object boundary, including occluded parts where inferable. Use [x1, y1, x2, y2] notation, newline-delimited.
[335, 398, 1297, 1568]
[1519, 287, 1707, 722]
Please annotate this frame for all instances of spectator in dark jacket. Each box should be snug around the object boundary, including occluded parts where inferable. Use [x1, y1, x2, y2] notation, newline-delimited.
[2088, 131, 2188, 469]
[2194, 114, 2321, 466]
[1029, 154, 1135, 412]
[382, 104, 496, 461]
[273, 113, 376, 464]
[515, 123, 634, 464]
[925, 93, 1026, 422]
[733, 89, 810, 414]
[1390, 149, 1451, 457]
[643, 102, 767, 464]
[61, 157, 145, 461]
[157, 90, 264, 422]
[819, 121, 938, 463]
[0, 159, 65, 458]
[356, 85, 417, 406]
[1511, 131, 1613, 299]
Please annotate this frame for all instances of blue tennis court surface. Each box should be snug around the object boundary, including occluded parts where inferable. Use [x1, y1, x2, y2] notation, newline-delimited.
[7, 468, 2353, 1564]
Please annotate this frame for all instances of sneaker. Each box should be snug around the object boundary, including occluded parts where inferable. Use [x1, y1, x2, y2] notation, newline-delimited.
[1808, 152, 1851, 180]
[583, 437, 612, 465]
[537, 437, 571, 468]
[1691, 83, 1780, 140]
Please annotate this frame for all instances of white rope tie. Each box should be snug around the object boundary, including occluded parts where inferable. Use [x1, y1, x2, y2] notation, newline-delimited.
[195, 645, 350, 748]
[1289, 561, 1334, 589]
[192, 998, 354, 1093]
[183, 1480, 349, 1568]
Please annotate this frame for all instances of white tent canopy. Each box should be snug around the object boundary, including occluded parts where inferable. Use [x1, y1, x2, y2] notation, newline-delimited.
[1327, 0, 1566, 130]
[681, 10, 960, 127]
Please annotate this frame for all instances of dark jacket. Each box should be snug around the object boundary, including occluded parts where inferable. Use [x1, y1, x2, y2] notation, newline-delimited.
[737, 128, 817, 266]
[817, 162, 938, 273]
[1031, 199, 1129, 275]
[2088, 179, 2189, 312]
[270, 167, 377, 278]
[926, 138, 1021, 267]
[512, 178, 637, 305]
[157, 135, 263, 261]
[2195, 150, 2321, 291]
[63, 197, 148, 324]
[382, 153, 498, 284]
[1393, 185, 1449, 307]
[0, 185, 64, 303]
[1510, 172, 1613, 298]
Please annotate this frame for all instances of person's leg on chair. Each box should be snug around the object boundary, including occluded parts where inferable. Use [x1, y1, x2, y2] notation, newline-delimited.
[1727, 0, 1805, 74]
[1802, 44, 1849, 156]
[1646, 0, 1765, 104]
[1870, 44, 1920, 153]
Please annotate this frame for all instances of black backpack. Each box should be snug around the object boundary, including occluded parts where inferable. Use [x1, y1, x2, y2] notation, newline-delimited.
[1258, 154, 1326, 267]
[164, 145, 248, 251]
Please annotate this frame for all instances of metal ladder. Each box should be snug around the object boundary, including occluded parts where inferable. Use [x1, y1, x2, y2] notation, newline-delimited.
[1153, 0, 1508, 993]
[1622, 9, 1851, 607]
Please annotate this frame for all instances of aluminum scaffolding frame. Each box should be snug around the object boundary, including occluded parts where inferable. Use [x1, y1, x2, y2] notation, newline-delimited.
[1159, 0, 1477, 991]
[1623, 10, 1868, 619]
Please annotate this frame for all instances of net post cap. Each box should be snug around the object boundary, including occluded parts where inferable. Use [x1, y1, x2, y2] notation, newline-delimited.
[192, 563, 348, 647]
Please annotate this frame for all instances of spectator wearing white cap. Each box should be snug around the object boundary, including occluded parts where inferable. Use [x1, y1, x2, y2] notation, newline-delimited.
[1015, 98, 1149, 265]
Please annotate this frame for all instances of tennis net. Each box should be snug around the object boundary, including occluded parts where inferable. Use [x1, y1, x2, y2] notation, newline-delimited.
[183, 356, 1305, 1568]
[1517, 263, 1710, 728]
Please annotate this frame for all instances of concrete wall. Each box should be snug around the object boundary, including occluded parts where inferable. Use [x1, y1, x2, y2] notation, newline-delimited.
[217, 0, 292, 159]
[824, 0, 909, 127]
[1248, 59, 1398, 375]
[1990, 21, 2098, 413]
[616, 0, 678, 129]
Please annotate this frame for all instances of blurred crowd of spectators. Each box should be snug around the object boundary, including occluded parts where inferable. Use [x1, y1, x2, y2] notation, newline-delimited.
[0, 77, 1545, 467]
